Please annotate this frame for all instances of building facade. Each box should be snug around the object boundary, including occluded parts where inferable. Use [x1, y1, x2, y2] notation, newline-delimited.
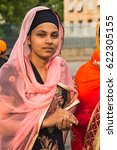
[61, 0, 100, 76]
[64, 0, 100, 37]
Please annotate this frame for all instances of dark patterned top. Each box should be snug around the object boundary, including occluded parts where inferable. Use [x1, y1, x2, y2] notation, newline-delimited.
[31, 62, 68, 150]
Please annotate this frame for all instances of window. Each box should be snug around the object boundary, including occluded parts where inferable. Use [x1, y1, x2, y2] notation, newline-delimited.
[79, 20, 83, 28]
[87, 0, 93, 11]
[87, 19, 93, 36]
[88, 19, 92, 23]
[70, 21, 74, 32]
[98, 18, 100, 22]
[77, 0, 83, 12]
[68, 0, 74, 12]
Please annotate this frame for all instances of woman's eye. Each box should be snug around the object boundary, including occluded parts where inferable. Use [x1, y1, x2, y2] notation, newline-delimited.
[36, 32, 46, 37]
[52, 33, 59, 38]
[37, 33, 45, 37]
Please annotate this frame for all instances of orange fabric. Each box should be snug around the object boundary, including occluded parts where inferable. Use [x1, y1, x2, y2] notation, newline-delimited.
[0, 40, 7, 52]
[71, 49, 100, 150]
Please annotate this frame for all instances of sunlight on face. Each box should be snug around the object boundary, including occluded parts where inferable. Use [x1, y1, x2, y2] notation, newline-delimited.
[27, 23, 59, 61]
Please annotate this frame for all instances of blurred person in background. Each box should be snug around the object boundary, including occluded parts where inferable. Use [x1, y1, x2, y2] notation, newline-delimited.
[0, 6, 79, 150]
[0, 39, 8, 67]
[71, 24, 100, 150]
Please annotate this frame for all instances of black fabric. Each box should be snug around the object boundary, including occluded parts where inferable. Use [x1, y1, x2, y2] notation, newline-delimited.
[0, 57, 7, 67]
[29, 9, 59, 34]
[30, 61, 44, 84]
[32, 127, 65, 150]
[31, 61, 66, 150]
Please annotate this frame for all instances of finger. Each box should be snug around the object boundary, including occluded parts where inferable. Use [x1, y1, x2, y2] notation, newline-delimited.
[62, 115, 68, 130]
[66, 119, 72, 130]
[62, 111, 78, 125]
[62, 115, 73, 130]
[56, 117, 63, 130]
[69, 114, 78, 125]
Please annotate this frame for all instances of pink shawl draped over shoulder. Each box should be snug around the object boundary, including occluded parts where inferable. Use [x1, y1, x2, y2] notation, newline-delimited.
[0, 6, 78, 150]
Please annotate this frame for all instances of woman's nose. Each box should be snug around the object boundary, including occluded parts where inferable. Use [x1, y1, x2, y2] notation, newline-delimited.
[45, 36, 52, 43]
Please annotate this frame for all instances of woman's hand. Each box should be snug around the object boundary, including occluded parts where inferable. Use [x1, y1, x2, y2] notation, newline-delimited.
[55, 115, 73, 131]
[41, 108, 78, 131]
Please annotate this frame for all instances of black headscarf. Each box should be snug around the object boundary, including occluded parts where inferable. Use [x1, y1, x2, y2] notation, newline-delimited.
[29, 9, 59, 34]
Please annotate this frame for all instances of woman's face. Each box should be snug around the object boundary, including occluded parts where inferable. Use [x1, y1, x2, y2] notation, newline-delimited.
[27, 22, 59, 61]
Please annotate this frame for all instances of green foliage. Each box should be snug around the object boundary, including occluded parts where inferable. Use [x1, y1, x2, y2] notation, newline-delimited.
[0, 28, 5, 38]
[0, 0, 63, 26]
[38, 0, 63, 21]
[0, 0, 38, 25]
[0, 0, 63, 44]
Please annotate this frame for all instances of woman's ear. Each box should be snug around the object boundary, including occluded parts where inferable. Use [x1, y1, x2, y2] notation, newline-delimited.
[27, 35, 31, 45]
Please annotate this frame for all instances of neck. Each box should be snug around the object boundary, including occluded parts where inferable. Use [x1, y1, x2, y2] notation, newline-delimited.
[29, 54, 49, 82]
[29, 54, 49, 69]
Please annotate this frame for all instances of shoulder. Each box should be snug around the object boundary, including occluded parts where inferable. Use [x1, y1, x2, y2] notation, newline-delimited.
[59, 56, 68, 66]
[0, 63, 18, 77]
[76, 61, 89, 74]
[74, 62, 90, 81]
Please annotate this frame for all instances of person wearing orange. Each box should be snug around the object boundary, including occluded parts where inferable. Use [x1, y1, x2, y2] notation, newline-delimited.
[71, 24, 100, 150]
[0, 39, 8, 67]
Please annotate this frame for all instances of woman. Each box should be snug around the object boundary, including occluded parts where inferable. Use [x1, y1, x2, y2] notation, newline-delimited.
[71, 24, 100, 150]
[0, 6, 79, 150]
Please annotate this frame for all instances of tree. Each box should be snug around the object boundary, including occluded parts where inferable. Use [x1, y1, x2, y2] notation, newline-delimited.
[38, 0, 63, 21]
[0, 0, 63, 26]
[0, 0, 63, 48]
[0, 0, 38, 26]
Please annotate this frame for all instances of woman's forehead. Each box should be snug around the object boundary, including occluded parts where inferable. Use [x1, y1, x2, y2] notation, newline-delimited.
[32, 22, 59, 32]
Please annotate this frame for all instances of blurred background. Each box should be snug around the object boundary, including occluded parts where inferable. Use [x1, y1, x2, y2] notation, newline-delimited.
[0, 0, 100, 149]
[0, 0, 100, 75]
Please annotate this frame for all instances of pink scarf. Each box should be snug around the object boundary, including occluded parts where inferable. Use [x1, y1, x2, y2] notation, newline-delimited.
[0, 6, 78, 150]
